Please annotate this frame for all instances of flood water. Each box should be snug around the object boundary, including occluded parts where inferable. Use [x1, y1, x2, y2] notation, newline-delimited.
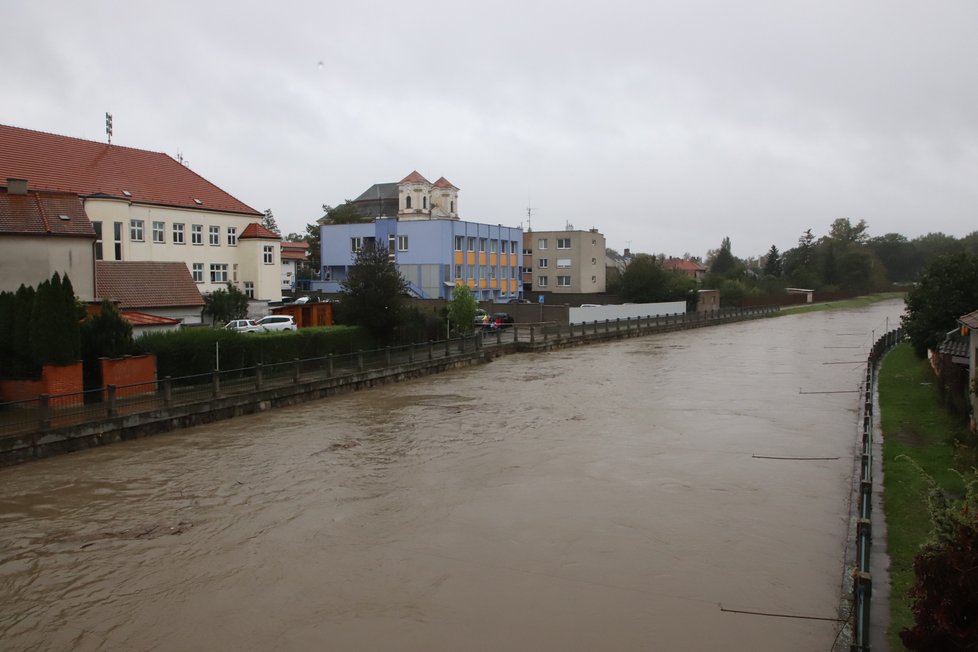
[0, 301, 904, 651]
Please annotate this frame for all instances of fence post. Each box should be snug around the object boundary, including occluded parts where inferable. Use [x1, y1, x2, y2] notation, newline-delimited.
[445, 336, 451, 357]
[459, 335, 466, 353]
[212, 370, 220, 398]
[428, 340, 434, 361]
[385, 346, 392, 367]
[496, 327, 502, 345]
[616, 318, 621, 333]
[293, 359, 300, 384]
[107, 384, 117, 417]
[530, 326, 535, 344]
[162, 376, 172, 407]
[327, 354, 334, 378]
[357, 350, 364, 372]
[38, 393, 51, 432]
[255, 363, 263, 390]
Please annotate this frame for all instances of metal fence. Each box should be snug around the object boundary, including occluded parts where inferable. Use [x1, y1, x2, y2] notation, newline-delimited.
[0, 305, 777, 456]
[851, 327, 905, 651]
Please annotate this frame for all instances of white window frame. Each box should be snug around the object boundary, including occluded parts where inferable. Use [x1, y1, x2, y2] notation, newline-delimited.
[130, 219, 144, 241]
[557, 258, 572, 268]
[351, 237, 363, 253]
[263, 245, 274, 265]
[397, 235, 409, 251]
[152, 221, 165, 243]
[209, 225, 220, 246]
[454, 235, 464, 251]
[191, 263, 203, 283]
[227, 226, 237, 246]
[557, 275, 572, 287]
[173, 223, 185, 244]
[244, 281, 255, 299]
[538, 258, 548, 268]
[538, 238, 548, 250]
[192, 224, 203, 245]
[209, 263, 228, 283]
[537, 275, 548, 287]
[557, 238, 571, 249]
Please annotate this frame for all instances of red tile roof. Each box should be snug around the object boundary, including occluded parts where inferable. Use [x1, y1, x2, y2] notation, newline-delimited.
[663, 258, 706, 273]
[433, 176, 458, 190]
[240, 223, 280, 239]
[280, 240, 309, 261]
[0, 189, 95, 237]
[0, 124, 261, 216]
[121, 311, 182, 326]
[399, 170, 430, 185]
[960, 310, 978, 330]
[96, 261, 204, 309]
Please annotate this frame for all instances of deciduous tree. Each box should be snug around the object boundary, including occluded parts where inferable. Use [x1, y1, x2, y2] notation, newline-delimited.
[447, 284, 478, 335]
[339, 245, 407, 344]
[902, 253, 978, 357]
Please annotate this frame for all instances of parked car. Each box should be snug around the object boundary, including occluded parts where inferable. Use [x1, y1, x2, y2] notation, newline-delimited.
[256, 315, 297, 331]
[507, 298, 533, 304]
[225, 319, 264, 333]
[491, 312, 515, 328]
[473, 308, 490, 329]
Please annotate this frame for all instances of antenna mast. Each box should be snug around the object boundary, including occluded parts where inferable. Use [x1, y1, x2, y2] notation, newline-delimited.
[105, 112, 113, 144]
[525, 206, 534, 232]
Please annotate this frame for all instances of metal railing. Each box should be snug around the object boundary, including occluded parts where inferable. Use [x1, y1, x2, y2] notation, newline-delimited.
[0, 305, 777, 456]
[851, 327, 904, 651]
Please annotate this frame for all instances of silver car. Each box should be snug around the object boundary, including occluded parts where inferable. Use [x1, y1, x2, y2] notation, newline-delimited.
[256, 315, 297, 331]
[225, 319, 263, 333]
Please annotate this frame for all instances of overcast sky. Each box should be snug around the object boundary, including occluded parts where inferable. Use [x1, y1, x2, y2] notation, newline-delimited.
[5, 1, 977, 259]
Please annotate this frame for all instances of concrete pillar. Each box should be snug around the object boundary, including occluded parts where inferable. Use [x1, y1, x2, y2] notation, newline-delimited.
[163, 376, 173, 407]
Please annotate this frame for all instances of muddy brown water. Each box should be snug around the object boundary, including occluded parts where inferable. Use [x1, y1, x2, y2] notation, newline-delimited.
[0, 302, 904, 651]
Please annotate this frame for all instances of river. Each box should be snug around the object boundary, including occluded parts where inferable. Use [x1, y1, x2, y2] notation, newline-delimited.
[0, 300, 903, 651]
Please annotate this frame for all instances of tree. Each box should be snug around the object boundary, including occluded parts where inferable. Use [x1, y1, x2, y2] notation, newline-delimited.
[204, 284, 250, 325]
[322, 201, 366, 225]
[29, 272, 80, 366]
[827, 217, 869, 244]
[262, 208, 280, 235]
[708, 236, 738, 278]
[782, 229, 818, 288]
[446, 284, 478, 335]
[868, 233, 919, 284]
[339, 244, 407, 344]
[613, 254, 693, 303]
[900, 473, 978, 651]
[902, 253, 978, 357]
[10, 285, 37, 377]
[762, 245, 782, 277]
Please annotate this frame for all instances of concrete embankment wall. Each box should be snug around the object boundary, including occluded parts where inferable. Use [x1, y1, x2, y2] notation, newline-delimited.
[0, 307, 775, 467]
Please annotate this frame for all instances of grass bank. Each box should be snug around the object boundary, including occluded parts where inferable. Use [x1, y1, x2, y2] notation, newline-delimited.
[780, 291, 905, 315]
[878, 343, 975, 650]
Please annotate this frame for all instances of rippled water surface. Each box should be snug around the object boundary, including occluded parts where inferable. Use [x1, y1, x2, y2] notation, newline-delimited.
[0, 302, 903, 651]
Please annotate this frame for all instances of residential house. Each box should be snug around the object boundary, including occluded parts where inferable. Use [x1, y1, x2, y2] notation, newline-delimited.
[281, 239, 310, 292]
[317, 171, 522, 301]
[0, 181, 96, 299]
[522, 228, 606, 294]
[0, 124, 281, 304]
[663, 257, 707, 281]
[96, 261, 205, 326]
[960, 309, 978, 431]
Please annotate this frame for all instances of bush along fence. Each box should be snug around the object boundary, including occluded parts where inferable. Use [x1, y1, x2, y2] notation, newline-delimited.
[849, 327, 905, 652]
[0, 305, 778, 466]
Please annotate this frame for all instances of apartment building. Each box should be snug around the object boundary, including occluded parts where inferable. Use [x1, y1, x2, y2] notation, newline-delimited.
[522, 228, 607, 294]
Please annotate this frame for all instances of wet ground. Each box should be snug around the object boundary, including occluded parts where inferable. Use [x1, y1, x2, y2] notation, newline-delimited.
[0, 301, 904, 651]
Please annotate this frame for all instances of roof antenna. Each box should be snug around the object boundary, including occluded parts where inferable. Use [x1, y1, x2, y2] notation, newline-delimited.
[105, 112, 113, 144]
[525, 206, 534, 232]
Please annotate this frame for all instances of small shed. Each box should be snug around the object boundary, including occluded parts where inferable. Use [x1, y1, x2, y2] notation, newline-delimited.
[271, 302, 333, 328]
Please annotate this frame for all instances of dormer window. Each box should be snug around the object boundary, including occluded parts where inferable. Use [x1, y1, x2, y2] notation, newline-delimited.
[405, 196, 412, 209]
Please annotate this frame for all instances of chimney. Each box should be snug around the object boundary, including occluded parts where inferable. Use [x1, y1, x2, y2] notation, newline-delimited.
[6, 178, 28, 195]
[623, 248, 631, 257]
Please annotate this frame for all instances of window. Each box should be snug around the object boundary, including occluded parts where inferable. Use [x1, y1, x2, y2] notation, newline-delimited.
[423, 196, 427, 209]
[406, 195, 412, 209]
[209, 225, 220, 246]
[232, 263, 238, 282]
[592, 257, 597, 264]
[455, 264, 463, 278]
[192, 224, 203, 245]
[152, 221, 165, 243]
[351, 237, 363, 253]
[557, 276, 571, 287]
[501, 240, 509, 254]
[557, 238, 571, 249]
[592, 275, 597, 283]
[479, 238, 487, 252]
[263, 245, 274, 264]
[192, 263, 203, 283]
[173, 223, 185, 244]
[130, 219, 144, 241]
[93, 222, 103, 260]
[113, 222, 122, 260]
[467, 237, 475, 251]
[454, 235, 464, 251]
[244, 281, 254, 299]
[489, 266, 496, 279]
[227, 227, 237, 246]
[450, 200, 454, 213]
[537, 275, 548, 287]
[538, 238, 548, 250]
[490, 239, 498, 253]
[557, 258, 572, 268]
[512, 241, 518, 254]
[209, 263, 228, 283]
[397, 235, 409, 251]
[538, 258, 548, 268]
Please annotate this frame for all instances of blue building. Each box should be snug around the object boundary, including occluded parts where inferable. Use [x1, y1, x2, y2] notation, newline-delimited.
[316, 172, 523, 301]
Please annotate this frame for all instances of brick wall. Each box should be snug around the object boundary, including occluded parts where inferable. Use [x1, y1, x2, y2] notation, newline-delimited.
[100, 354, 157, 399]
[0, 362, 83, 405]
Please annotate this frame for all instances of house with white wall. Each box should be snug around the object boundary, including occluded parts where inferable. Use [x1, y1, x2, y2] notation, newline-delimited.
[0, 124, 282, 304]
